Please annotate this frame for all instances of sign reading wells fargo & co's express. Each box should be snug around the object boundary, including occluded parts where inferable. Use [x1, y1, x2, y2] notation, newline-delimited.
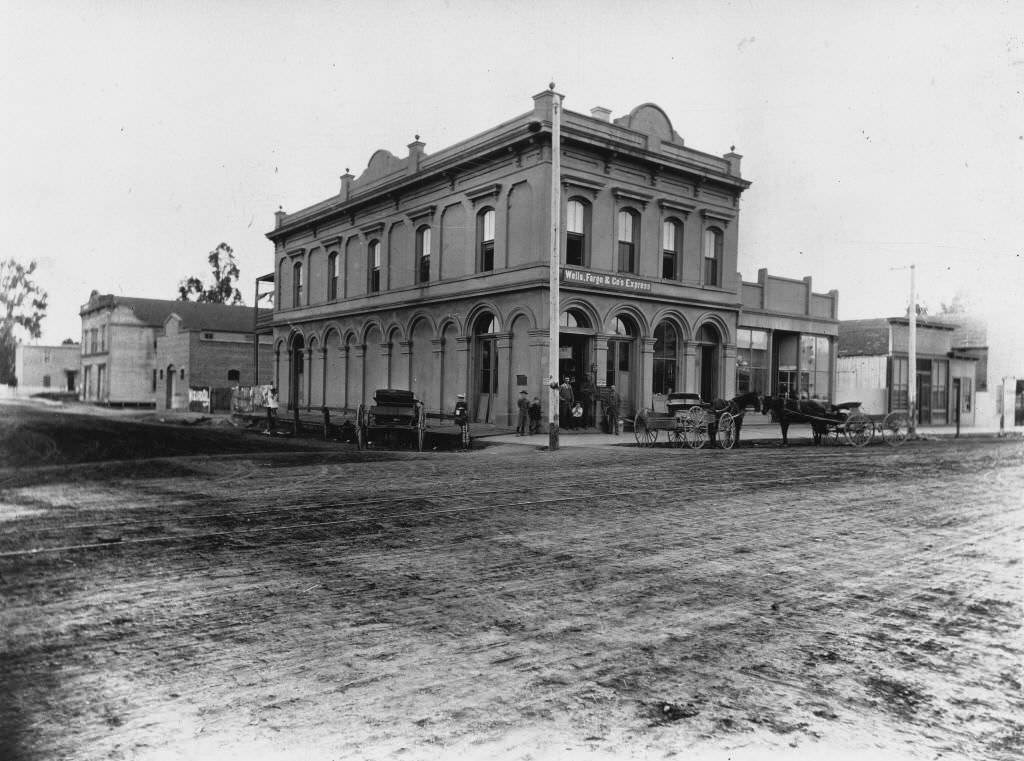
[561, 267, 653, 293]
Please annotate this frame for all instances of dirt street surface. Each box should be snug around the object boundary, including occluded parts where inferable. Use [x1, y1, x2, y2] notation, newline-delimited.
[1, 405, 1022, 761]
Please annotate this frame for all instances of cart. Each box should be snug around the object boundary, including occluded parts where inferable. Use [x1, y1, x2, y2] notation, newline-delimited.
[633, 392, 713, 448]
[355, 389, 427, 451]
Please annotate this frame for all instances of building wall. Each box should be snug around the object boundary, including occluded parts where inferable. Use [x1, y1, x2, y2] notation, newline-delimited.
[81, 304, 158, 405]
[835, 355, 889, 415]
[13, 345, 80, 395]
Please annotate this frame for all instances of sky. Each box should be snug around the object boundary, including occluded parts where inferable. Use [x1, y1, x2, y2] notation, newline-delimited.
[3, 0, 1023, 373]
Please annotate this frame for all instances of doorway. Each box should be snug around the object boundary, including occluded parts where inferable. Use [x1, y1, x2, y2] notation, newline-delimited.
[291, 335, 305, 410]
[916, 364, 931, 424]
[696, 324, 721, 402]
[474, 313, 500, 423]
[165, 365, 175, 409]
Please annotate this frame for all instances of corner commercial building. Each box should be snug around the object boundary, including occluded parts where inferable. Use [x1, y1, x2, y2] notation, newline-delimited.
[263, 91, 839, 426]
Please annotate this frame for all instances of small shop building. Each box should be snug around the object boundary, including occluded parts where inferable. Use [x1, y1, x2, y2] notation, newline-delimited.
[836, 317, 978, 425]
[263, 91, 839, 425]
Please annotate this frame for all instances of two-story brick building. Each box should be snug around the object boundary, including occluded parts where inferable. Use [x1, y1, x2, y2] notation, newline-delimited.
[80, 293, 272, 408]
[264, 91, 838, 425]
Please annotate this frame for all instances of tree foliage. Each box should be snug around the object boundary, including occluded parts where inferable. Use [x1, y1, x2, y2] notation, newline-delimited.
[1, 258, 49, 384]
[178, 243, 244, 305]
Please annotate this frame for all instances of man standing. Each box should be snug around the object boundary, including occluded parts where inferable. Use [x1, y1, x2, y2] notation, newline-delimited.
[558, 377, 575, 430]
[264, 387, 279, 434]
[606, 385, 621, 435]
[516, 390, 529, 436]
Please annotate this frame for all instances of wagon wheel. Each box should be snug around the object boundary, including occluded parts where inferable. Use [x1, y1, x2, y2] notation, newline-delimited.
[633, 412, 657, 447]
[844, 411, 874, 448]
[667, 420, 686, 448]
[881, 410, 910, 447]
[718, 412, 737, 450]
[686, 407, 708, 449]
[355, 403, 367, 450]
[416, 404, 426, 452]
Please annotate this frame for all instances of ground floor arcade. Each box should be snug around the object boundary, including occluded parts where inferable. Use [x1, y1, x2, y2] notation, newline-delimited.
[270, 289, 747, 428]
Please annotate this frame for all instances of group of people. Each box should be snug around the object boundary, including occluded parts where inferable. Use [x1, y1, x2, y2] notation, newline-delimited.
[515, 392, 543, 436]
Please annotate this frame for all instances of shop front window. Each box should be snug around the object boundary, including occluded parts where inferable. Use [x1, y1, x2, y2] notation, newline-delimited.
[799, 335, 831, 400]
[652, 321, 678, 395]
[736, 328, 769, 395]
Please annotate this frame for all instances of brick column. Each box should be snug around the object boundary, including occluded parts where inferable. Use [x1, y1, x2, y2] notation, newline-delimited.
[495, 332, 513, 425]
[305, 348, 314, 410]
[395, 340, 412, 391]
[431, 338, 446, 413]
[320, 347, 328, 408]
[456, 336, 471, 400]
[723, 343, 737, 399]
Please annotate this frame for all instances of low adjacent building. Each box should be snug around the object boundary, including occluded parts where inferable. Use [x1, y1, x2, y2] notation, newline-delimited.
[79, 293, 272, 409]
[836, 317, 977, 425]
[13, 344, 80, 396]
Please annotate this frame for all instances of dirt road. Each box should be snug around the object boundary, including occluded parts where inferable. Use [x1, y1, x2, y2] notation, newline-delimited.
[1, 406, 1022, 760]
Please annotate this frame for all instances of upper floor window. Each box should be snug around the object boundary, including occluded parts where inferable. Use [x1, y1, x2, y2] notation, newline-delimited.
[662, 219, 681, 280]
[227, 369, 240, 382]
[416, 226, 431, 284]
[327, 252, 339, 300]
[617, 209, 639, 274]
[703, 228, 723, 286]
[368, 240, 381, 292]
[566, 199, 589, 267]
[478, 208, 495, 272]
[292, 261, 304, 306]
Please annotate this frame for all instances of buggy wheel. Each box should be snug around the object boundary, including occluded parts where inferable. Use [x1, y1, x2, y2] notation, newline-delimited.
[685, 408, 708, 449]
[881, 411, 910, 446]
[718, 412, 736, 450]
[634, 413, 657, 446]
[355, 403, 367, 450]
[844, 412, 874, 448]
[667, 426, 685, 448]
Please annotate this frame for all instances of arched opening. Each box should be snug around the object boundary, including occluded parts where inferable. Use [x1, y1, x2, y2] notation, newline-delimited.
[165, 364, 176, 410]
[606, 316, 638, 417]
[290, 334, 305, 410]
[652, 321, 679, 395]
[474, 313, 500, 422]
[559, 308, 592, 398]
[695, 323, 721, 401]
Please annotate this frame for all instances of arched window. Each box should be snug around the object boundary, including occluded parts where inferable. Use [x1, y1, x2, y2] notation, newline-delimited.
[327, 252, 339, 300]
[566, 199, 590, 267]
[368, 240, 381, 292]
[703, 228, 723, 286]
[662, 219, 682, 280]
[652, 322, 678, 395]
[617, 208, 639, 274]
[559, 308, 590, 329]
[292, 261, 304, 306]
[612, 317, 634, 336]
[478, 208, 495, 272]
[416, 225, 431, 284]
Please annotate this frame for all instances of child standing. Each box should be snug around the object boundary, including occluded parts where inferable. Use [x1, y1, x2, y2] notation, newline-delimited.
[528, 396, 542, 435]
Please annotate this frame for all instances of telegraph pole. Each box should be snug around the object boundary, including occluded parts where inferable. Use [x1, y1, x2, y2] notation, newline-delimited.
[548, 83, 562, 451]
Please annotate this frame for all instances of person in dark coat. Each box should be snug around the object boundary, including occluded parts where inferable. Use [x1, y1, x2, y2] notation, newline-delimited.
[528, 396, 541, 434]
[559, 377, 575, 429]
[515, 390, 529, 435]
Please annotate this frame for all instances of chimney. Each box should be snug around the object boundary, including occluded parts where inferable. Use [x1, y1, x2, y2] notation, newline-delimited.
[274, 207, 287, 229]
[407, 135, 425, 174]
[724, 147, 742, 176]
[340, 169, 354, 200]
[590, 106, 612, 122]
[532, 84, 564, 120]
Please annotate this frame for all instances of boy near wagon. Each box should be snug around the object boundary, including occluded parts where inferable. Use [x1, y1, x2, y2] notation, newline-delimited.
[452, 393, 470, 449]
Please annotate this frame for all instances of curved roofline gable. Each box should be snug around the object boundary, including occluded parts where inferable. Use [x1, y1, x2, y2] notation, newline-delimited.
[355, 149, 406, 189]
[614, 103, 683, 145]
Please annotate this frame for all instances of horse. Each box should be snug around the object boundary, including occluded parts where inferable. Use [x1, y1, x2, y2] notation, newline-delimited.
[761, 394, 831, 446]
[706, 391, 762, 448]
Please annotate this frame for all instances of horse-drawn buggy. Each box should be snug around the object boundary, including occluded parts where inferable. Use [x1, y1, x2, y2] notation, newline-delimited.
[355, 389, 427, 451]
[761, 395, 912, 448]
[633, 391, 761, 449]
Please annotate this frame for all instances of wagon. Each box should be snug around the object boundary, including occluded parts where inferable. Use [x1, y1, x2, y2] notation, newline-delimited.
[813, 404, 910, 447]
[633, 392, 736, 449]
[765, 397, 904, 448]
[355, 389, 427, 451]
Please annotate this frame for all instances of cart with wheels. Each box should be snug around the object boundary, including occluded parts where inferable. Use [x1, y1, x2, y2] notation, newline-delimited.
[355, 389, 428, 451]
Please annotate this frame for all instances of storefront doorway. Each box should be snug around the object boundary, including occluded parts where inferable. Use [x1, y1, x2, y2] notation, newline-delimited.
[606, 316, 637, 417]
[474, 313, 500, 423]
[290, 334, 305, 410]
[696, 324, 721, 402]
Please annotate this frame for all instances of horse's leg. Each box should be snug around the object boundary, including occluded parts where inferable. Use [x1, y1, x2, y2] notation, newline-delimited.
[781, 421, 789, 446]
